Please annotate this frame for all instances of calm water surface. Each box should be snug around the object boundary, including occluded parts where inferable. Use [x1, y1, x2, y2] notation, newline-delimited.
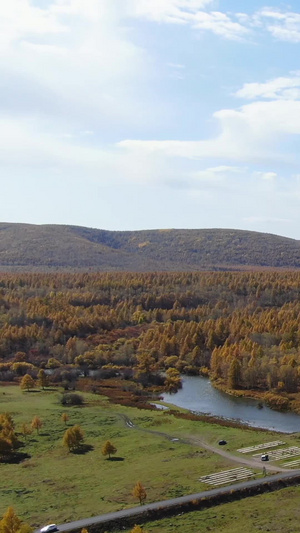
[162, 375, 300, 433]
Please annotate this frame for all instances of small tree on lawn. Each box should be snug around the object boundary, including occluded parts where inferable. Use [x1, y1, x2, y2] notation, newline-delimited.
[0, 414, 19, 459]
[130, 526, 148, 533]
[31, 416, 43, 434]
[20, 424, 32, 442]
[20, 375, 35, 392]
[38, 369, 49, 390]
[63, 425, 84, 452]
[61, 413, 69, 426]
[101, 440, 117, 460]
[0, 506, 32, 533]
[132, 481, 147, 505]
[0, 413, 15, 432]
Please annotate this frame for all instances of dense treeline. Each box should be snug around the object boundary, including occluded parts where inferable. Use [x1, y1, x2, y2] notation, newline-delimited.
[1, 272, 300, 403]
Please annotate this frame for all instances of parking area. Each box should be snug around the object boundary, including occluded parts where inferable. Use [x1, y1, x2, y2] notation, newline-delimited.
[252, 446, 300, 461]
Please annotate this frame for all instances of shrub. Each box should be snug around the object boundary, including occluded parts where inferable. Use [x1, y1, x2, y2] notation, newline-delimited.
[61, 393, 84, 406]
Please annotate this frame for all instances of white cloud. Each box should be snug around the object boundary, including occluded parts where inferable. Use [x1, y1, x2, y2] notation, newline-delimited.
[235, 74, 300, 100]
[127, 0, 248, 40]
[119, 92, 300, 164]
[193, 165, 242, 181]
[167, 63, 185, 69]
[127, 0, 213, 24]
[0, 0, 154, 129]
[216, 100, 300, 138]
[0, 0, 67, 52]
[253, 171, 277, 181]
[253, 9, 300, 42]
[0, 116, 111, 172]
[192, 11, 249, 40]
[0, 115, 173, 188]
[167, 62, 186, 79]
[187, 166, 246, 192]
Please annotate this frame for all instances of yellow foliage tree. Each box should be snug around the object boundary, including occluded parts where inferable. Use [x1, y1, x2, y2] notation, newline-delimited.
[0, 413, 14, 432]
[164, 367, 181, 392]
[0, 507, 32, 533]
[38, 369, 49, 390]
[61, 413, 69, 426]
[20, 375, 35, 392]
[63, 425, 84, 452]
[132, 481, 147, 505]
[101, 440, 117, 459]
[130, 526, 148, 533]
[20, 424, 32, 441]
[31, 416, 43, 434]
[0, 414, 18, 459]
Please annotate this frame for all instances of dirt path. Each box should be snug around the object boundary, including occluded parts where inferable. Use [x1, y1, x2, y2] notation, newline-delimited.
[185, 435, 288, 472]
[118, 413, 291, 473]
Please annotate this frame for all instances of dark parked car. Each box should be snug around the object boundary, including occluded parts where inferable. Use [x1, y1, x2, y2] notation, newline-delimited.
[218, 440, 227, 445]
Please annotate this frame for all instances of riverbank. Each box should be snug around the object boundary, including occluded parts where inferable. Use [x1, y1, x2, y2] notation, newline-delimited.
[162, 375, 300, 433]
[212, 379, 300, 415]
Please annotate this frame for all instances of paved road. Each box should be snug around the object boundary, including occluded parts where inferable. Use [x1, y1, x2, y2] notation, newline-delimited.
[56, 469, 300, 532]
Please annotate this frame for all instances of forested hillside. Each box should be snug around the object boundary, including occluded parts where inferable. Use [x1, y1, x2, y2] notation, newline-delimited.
[1, 271, 300, 410]
[1, 223, 300, 270]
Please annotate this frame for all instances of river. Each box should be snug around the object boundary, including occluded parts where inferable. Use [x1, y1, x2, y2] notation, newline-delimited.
[162, 375, 300, 433]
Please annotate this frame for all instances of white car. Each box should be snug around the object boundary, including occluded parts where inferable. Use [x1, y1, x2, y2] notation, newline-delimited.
[261, 453, 269, 461]
[40, 525, 59, 533]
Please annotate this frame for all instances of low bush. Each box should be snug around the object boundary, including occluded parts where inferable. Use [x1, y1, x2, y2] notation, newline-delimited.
[60, 393, 84, 406]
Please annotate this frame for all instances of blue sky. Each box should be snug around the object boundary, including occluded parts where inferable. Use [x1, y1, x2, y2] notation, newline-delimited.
[2, 0, 300, 238]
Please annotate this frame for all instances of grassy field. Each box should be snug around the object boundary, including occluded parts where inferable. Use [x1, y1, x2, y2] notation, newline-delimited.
[1, 386, 300, 529]
[122, 486, 300, 532]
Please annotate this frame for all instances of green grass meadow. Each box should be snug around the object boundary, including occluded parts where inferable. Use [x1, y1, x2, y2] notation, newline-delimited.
[1, 386, 300, 529]
[122, 485, 300, 533]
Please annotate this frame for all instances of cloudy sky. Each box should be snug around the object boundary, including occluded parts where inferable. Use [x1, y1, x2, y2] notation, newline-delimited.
[2, 0, 300, 238]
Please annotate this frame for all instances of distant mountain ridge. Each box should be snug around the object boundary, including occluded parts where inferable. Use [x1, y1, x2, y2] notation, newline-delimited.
[0, 222, 300, 271]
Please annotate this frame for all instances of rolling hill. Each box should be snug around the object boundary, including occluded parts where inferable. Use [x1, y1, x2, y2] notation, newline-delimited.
[0, 222, 300, 271]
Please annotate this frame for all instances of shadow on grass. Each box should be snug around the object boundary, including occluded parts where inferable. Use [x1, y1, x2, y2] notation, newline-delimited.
[107, 457, 124, 462]
[1, 452, 31, 464]
[72, 444, 94, 455]
[24, 388, 58, 393]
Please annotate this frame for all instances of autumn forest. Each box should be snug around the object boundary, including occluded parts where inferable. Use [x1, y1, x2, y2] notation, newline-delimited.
[1, 271, 300, 411]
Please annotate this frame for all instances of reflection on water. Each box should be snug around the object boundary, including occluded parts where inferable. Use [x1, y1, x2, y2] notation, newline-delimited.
[162, 375, 300, 433]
